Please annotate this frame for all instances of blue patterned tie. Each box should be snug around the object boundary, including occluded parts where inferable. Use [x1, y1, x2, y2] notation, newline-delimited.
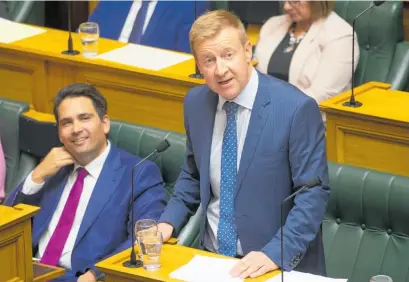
[217, 101, 238, 257]
[129, 1, 150, 44]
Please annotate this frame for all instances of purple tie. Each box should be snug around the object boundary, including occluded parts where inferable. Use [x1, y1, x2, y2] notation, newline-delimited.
[40, 168, 88, 266]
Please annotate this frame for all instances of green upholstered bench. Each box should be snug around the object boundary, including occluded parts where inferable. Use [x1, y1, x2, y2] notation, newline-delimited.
[324, 162, 409, 282]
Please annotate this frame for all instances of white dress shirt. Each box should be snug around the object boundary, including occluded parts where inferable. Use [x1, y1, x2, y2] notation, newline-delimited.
[204, 68, 259, 255]
[119, 0, 158, 43]
[22, 141, 111, 269]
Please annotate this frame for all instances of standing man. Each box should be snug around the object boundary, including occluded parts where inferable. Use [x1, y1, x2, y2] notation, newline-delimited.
[158, 10, 330, 278]
[6, 84, 167, 282]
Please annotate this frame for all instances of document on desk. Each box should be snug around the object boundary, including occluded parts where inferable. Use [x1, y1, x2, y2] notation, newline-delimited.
[169, 254, 243, 282]
[266, 271, 348, 282]
[0, 18, 45, 43]
[97, 44, 193, 71]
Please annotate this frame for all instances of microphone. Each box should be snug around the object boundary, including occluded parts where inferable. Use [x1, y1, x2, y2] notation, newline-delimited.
[62, 1, 80, 56]
[122, 137, 171, 268]
[343, 0, 385, 108]
[189, 1, 204, 79]
[280, 177, 322, 282]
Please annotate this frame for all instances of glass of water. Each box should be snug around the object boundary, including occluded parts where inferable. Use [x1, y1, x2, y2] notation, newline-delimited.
[370, 275, 393, 282]
[135, 219, 157, 259]
[139, 231, 163, 271]
[79, 22, 99, 58]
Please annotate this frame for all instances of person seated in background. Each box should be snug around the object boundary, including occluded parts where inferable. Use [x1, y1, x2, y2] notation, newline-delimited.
[5, 83, 167, 282]
[0, 138, 5, 202]
[88, 0, 210, 53]
[255, 1, 359, 104]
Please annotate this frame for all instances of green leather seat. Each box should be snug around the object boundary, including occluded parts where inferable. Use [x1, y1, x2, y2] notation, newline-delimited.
[109, 121, 200, 247]
[8, 1, 45, 26]
[334, 1, 409, 90]
[324, 162, 409, 282]
[0, 98, 38, 201]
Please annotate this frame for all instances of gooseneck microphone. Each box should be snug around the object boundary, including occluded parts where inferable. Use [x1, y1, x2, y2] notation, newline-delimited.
[122, 137, 171, 268]
[280, 177, 322, 282]
[62, 1, 80, 56]
[343, 0, 385, 107]
[189, 1, 204, 79]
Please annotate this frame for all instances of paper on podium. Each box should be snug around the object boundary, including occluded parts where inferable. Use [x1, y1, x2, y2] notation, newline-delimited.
[169, 254, 243, 282]
[266, 271, 348, 282]
[97, 44, 193, 71]
[0, 18, 45, 43]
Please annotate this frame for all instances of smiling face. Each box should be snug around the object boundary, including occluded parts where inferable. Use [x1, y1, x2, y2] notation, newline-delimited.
[194, 27, 253, 100]
[57, 96, 110, 165]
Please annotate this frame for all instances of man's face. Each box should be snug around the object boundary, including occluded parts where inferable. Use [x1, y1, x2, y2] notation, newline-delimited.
[57, 96, 110, 165]
[195, 27, 253, 100]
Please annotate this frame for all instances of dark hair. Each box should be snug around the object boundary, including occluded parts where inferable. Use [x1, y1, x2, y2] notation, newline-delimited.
[53, 83, 107, 122]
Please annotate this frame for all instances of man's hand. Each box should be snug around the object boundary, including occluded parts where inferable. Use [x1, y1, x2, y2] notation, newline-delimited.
[230, 251, 278, 279]
[77, 270, 97, 282]
[32, 147, 75, 184]
[157, 222, 174, 242]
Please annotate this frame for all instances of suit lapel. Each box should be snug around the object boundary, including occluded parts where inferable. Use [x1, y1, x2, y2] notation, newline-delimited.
[32, 167, 72, 245]
[73, 146, 125, 249]
[200, 91, 218, 205]
[236, 73, 271, 196]
[142, 1, 171, 43]
[289, 17, 324, 84]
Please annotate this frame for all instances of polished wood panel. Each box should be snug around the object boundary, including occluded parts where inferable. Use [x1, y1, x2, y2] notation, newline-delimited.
[320, 82, 409, 177]
[33, 262, 66, 282]
[96, 244, 280, 282]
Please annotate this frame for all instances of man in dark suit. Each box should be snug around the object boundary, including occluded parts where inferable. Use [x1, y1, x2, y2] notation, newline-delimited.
[158, 10, 330, 278]
[6, 84, 167, 282]
[88, 0, 210, 53]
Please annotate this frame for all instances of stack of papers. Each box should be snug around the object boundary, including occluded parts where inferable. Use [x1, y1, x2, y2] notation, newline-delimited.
[169, 255, 243, 282]
[0, 18, 45, 43]
[266, 271, 348, 282]
[97, 44, 193, 71]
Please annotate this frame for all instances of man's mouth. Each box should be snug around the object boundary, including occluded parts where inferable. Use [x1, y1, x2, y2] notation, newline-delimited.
[219, 78, 233, 85]
[72, 137, 88, 145]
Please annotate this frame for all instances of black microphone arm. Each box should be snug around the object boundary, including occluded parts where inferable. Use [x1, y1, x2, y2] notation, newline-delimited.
[189, 0, 204, 79]
[280, 177, 322, 282]
[122, 137, 171, 268]
[343, 1, 385, 107]
[62, 1, 79, 55]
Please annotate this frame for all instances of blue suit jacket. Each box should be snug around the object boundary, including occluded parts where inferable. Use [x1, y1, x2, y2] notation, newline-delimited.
[6, 144, 167, 281]
[88, 1, 210, 53]
[160, 71, 330, 275]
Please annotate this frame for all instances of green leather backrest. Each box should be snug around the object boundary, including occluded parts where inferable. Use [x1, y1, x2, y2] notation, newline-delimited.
[334, 1, 409, 89]
[0, 98, 38, 198]
[324, 162, 409, 282]
[8, 0, 45, 26]
[109, 121, 186, 200]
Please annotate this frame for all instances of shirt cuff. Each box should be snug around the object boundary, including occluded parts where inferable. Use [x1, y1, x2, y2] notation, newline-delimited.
[21, 171, 44, 195]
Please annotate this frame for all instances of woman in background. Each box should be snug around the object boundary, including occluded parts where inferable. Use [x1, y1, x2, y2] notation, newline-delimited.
[0, 138, 5, 202]
[255, 1, 359, 104]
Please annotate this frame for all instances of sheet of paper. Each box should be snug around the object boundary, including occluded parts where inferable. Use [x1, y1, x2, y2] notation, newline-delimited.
[169, 254, 243, 282]
[0, 18, 45, 43]
[97, 44, 193, 71]
[266, 271, 348, 282]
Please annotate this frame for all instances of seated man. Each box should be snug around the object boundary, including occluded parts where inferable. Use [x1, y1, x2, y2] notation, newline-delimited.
[88, 0, 210, 53]
[5, 83, 167, 282]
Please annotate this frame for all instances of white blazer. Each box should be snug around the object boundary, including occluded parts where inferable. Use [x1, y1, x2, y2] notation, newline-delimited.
[255, 12, 359, 104]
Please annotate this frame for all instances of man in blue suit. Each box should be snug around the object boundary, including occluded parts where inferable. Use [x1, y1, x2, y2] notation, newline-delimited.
[88, 0, 210, 53]
[5, 84, 167, 282]
[158, 10, 330, 278]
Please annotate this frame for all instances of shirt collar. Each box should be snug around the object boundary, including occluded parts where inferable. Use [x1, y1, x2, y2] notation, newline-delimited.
[217, 67, 259, 111]
[73, 140, 111, 179]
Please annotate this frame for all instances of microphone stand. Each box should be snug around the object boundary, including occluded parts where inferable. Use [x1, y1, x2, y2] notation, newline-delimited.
[189, 1, 203, 79]
[62, 1, 80, 56]
[343, 2, 378, 108]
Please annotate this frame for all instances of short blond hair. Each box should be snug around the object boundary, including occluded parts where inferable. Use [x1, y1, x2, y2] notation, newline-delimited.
[309, 1, 334, 20]
[189, 10, 248, 55]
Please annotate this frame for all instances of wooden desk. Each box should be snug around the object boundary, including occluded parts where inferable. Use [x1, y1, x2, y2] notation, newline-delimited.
[0, 25, 203, 133]
[319, 82, 409, 177]
[96, 244, 280, 282]
[33, 262, 65, 282]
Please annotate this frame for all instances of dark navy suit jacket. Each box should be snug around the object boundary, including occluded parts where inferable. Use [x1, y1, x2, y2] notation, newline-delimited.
[160, 71, 330, 275]
[6, 144, 167, 281]
[88, 1, 210, 53]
